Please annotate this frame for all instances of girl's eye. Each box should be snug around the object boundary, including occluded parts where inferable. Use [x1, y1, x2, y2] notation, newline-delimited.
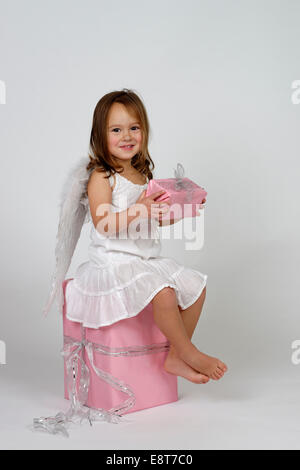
[111, 126, 140, 132]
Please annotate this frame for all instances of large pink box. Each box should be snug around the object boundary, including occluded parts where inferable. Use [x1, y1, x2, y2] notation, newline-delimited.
[62, 279, 178, 415]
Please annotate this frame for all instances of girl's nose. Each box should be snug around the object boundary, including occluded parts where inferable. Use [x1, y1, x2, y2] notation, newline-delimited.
[123, 129, 131, 138]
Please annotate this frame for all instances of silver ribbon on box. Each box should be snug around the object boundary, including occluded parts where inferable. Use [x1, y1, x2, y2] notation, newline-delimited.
[33, 325, 170, 438]
[173, 163, 195, 204]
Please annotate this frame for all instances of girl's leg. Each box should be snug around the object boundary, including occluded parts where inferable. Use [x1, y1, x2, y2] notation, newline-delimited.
[165, 287, 207, 370]
[152, 287, 227, 381]
[152, 287, 198, 357]
[164, 287, 209, 383]
[179, 286, 206, 339]
[152, 287, 208, 384]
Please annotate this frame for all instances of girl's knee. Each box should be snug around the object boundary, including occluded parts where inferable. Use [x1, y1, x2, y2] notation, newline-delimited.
[152, 287, 177, 309]
[193, 286, 206, 306]
[199, 286, 206, 302]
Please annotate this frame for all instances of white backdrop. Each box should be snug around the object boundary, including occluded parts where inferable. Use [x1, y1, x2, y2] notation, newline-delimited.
[0, 0, 299, 450]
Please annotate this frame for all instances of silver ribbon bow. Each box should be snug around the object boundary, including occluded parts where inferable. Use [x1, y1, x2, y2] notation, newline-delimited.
[173, 163, 195, 203]
[33, 325, 170, 437]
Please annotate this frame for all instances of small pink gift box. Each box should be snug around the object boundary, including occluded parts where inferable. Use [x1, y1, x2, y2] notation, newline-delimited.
[62, 279, 178, 416]
[145, 165, 207, 220]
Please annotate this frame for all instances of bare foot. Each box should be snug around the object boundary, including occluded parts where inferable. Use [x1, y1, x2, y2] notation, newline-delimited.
[164, 352, 210, 384]
[180, 348, 228, 381]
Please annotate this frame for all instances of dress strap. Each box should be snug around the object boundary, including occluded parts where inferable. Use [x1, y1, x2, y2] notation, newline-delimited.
[105, 171, 115, 189]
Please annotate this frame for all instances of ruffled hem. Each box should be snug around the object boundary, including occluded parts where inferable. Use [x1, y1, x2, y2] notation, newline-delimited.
[65, 256, 208, 329]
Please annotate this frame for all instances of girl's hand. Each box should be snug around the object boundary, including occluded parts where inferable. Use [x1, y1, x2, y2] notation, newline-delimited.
[196, 198, 206, 216]
[135, 189, 171, 220]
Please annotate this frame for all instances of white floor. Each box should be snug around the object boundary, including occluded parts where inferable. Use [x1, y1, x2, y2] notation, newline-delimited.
[1, 356, 300, 450]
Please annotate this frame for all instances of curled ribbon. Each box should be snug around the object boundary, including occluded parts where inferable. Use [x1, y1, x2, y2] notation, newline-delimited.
[173, 163, 195, 204]
[33, 325, 170, 437]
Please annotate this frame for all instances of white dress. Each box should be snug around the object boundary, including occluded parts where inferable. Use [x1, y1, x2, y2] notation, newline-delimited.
[65, 170, 208, 328]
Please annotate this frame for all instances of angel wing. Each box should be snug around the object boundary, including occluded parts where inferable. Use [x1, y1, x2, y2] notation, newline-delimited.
[43, 156, 92, 317]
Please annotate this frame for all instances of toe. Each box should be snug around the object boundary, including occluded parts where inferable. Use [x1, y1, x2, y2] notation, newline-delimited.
[193, 374, 210, 384]
[211, 372, 220, 380]
[212, 368, 224, 380]
[218, 362, 227, 372]
[199, 378, 208, 384]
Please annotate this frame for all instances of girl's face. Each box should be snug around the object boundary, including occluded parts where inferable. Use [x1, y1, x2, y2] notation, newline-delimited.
[106, 102, 142, 165]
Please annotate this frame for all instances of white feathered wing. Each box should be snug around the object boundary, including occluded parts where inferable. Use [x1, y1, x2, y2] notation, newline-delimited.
[43, 156, 92, 316]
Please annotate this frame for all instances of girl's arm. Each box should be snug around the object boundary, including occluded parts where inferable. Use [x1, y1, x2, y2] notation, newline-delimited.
[88, 171, 149, 237]
[158, 218, 178, 226]
[158, 202, 206, 226]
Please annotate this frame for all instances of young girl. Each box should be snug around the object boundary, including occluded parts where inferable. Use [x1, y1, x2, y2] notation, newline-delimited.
[62, 88, 228, 384]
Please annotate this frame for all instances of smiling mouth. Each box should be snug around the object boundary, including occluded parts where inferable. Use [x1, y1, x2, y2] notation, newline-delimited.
[120, 145, 135, 149]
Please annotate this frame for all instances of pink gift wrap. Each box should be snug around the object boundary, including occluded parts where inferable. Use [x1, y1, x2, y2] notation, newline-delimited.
[62, 279, 178, 415]
[145, 177, 207, 220]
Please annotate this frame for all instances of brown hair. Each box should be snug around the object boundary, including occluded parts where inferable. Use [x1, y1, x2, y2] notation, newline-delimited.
[86, 88, 155, 183]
